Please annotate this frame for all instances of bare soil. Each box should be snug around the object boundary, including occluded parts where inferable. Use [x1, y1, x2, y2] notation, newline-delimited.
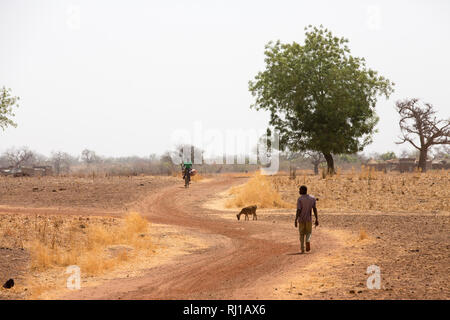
[65, 177, 449, 299]
[0, 248, 29, 299]
[0, 175, 178, 212]
[1, 175, 449, 299]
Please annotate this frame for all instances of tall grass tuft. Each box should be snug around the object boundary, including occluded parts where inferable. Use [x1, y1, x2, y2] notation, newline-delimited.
[225, 172, 292, 209]
[359, 228, 369, 241]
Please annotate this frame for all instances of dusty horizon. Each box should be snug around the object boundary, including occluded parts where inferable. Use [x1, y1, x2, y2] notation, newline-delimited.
[1, 0, 449, 157]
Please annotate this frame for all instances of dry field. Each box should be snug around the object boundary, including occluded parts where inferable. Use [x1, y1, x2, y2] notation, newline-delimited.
[1, 171, 449, 300]
[0, 175, 179, 211]
[226, 169, 450, 214]
[0, 175, 181, 299]
[274, 168, 450, 214]
[223, 170, 450, 299]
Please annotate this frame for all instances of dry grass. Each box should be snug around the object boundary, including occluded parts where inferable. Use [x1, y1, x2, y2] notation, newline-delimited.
[221, 172, 254, 178]
[358, 228, 368, 241]
[191, 174, 205, 182]
[269, 168, 450, 213]
[0, 212, 155, 276]
[28, 284, 53, 300]
[225, 172, 292, 209]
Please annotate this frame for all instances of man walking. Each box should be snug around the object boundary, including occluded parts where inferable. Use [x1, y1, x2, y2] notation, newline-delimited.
[295, 185, 319, 253]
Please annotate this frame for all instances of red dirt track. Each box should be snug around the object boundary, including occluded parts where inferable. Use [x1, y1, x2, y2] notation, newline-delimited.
[54, 176, 449, 300]
[62, 177, 338, 299]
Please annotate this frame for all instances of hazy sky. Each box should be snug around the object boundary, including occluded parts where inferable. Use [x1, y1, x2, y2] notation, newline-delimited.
[1, 0, 449, 158]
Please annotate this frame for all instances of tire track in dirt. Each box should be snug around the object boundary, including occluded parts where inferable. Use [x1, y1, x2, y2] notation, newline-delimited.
[63, 177, 340, 299]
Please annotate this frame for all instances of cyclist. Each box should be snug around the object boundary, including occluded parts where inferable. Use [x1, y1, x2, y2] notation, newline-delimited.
[182, 161, 193, 181]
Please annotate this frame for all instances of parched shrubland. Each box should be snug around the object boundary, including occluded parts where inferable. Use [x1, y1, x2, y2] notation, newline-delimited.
[0, 212, 155, 275]
[224, 169, 449, 213]
[270, 168, 450, 213]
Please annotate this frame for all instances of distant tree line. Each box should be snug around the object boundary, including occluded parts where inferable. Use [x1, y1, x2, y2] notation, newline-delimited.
[1, 145, 448, 177]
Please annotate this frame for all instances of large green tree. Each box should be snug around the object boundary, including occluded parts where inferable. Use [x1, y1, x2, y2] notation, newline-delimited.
[0, 86, 19, 131]
[249, 25, 394, 174]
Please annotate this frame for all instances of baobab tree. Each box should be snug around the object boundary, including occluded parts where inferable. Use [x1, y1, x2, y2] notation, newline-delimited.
[81, 149, 100, 165]
[395, 98, 450, 172]
[3, 147, 36, 168]
[282, 151, 302, 179]
[51, 151, 74, 174]
[305, 151, 325, 175]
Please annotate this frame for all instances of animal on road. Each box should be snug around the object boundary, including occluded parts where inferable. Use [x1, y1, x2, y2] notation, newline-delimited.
[237, 205, 257, 221]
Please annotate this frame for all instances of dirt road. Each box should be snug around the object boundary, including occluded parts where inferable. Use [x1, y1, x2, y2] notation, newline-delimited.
[58, 176, 449, 300]
[61, 177, 341, 299]
[1, 175, 448, 299]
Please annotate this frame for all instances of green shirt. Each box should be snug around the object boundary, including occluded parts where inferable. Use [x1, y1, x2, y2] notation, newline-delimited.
[183, 162, 192, 169]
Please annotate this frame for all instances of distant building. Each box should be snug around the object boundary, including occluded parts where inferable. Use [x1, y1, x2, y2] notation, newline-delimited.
[0, 165, 53, 177]
[386, 159, 399, 171]
[431, 159, 450, 170]
[365, 157, 445, 173]
[398, 158, 416, 173]
[366, 159, 388, 172]
[32, 166, 53, 176]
